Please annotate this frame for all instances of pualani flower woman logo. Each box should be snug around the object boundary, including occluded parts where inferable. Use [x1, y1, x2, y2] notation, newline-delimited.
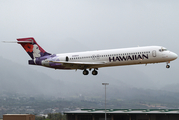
[21, 43, 41, 59]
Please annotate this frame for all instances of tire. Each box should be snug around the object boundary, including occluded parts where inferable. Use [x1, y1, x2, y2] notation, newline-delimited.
[166, 65, 170, 68]
[83, 70, 89, 75]
[92, 70, 98, 75]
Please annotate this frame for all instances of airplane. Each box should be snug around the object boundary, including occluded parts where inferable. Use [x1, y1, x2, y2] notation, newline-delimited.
[4, 37, 178, 75]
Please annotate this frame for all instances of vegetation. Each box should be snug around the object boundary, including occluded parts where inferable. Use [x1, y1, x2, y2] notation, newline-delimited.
[35, 113, 66, 120]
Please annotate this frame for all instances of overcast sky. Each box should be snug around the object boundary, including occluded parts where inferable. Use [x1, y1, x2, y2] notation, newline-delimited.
[0, 0, 179, 89]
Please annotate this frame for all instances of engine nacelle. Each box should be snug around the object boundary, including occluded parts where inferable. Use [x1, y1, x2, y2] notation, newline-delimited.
[41, 60, 50, 66]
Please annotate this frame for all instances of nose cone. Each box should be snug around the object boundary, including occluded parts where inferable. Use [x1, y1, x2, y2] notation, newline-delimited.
[171, 52, 178, 60]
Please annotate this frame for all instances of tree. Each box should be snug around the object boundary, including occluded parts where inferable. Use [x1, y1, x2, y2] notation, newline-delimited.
[47, 113, 66, 120]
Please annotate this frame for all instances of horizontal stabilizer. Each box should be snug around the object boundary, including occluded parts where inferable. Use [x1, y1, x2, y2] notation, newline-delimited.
[3, 40, 33, 44]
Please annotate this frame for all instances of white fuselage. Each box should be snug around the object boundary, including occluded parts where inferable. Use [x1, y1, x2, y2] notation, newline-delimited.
[54, 46, 177, 70]
[12, 37, 178, 75]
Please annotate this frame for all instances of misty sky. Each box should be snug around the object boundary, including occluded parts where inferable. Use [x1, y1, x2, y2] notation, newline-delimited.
[0, 1, 179, 90]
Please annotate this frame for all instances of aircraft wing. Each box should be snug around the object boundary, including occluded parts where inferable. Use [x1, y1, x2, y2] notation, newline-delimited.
[49, 60, 107, 69]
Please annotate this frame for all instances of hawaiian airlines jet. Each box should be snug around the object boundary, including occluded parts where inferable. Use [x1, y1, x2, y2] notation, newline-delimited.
[4, 37, 178, 75]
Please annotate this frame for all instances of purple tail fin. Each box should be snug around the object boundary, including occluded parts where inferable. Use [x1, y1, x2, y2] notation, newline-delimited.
[17, 37, 51, 59]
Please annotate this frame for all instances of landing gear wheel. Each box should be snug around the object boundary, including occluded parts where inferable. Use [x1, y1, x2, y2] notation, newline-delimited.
[166, 65, 170, 69]
[92, 70, 98, 75]
[83, 70, 89, 75]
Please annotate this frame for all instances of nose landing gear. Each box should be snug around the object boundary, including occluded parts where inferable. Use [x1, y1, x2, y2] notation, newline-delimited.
[166, 62, 170, 69]
[166, 65, 170, 68]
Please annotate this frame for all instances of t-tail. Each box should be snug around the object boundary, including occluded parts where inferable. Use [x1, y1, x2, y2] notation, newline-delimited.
[17, 37, 51, 59]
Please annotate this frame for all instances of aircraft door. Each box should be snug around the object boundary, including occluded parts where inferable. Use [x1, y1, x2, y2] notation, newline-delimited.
[152, 50, 156, 57]
[66, 56, 69, 61]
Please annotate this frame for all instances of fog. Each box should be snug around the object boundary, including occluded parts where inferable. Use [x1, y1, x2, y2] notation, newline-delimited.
[0, 1, 179, 98]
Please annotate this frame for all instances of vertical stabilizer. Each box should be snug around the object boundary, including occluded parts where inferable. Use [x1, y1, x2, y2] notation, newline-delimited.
[17, 37, 51, 59]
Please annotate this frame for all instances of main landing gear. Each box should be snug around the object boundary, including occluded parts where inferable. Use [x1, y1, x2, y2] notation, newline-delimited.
[83, 69, 89, 75]
[92, 69, 98, 75]
[83, 69, 98, 75]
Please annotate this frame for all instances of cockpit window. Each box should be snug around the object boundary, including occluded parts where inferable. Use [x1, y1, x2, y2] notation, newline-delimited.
[159, 48, 167, 52]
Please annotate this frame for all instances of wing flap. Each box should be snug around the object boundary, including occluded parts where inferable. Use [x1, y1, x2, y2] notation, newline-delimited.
[49, 61, 107, 69]
[49, 61, 107, 65]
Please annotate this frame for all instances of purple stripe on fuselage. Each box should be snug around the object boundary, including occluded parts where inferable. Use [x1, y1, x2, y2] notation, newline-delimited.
[28, 54, 70, 69]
